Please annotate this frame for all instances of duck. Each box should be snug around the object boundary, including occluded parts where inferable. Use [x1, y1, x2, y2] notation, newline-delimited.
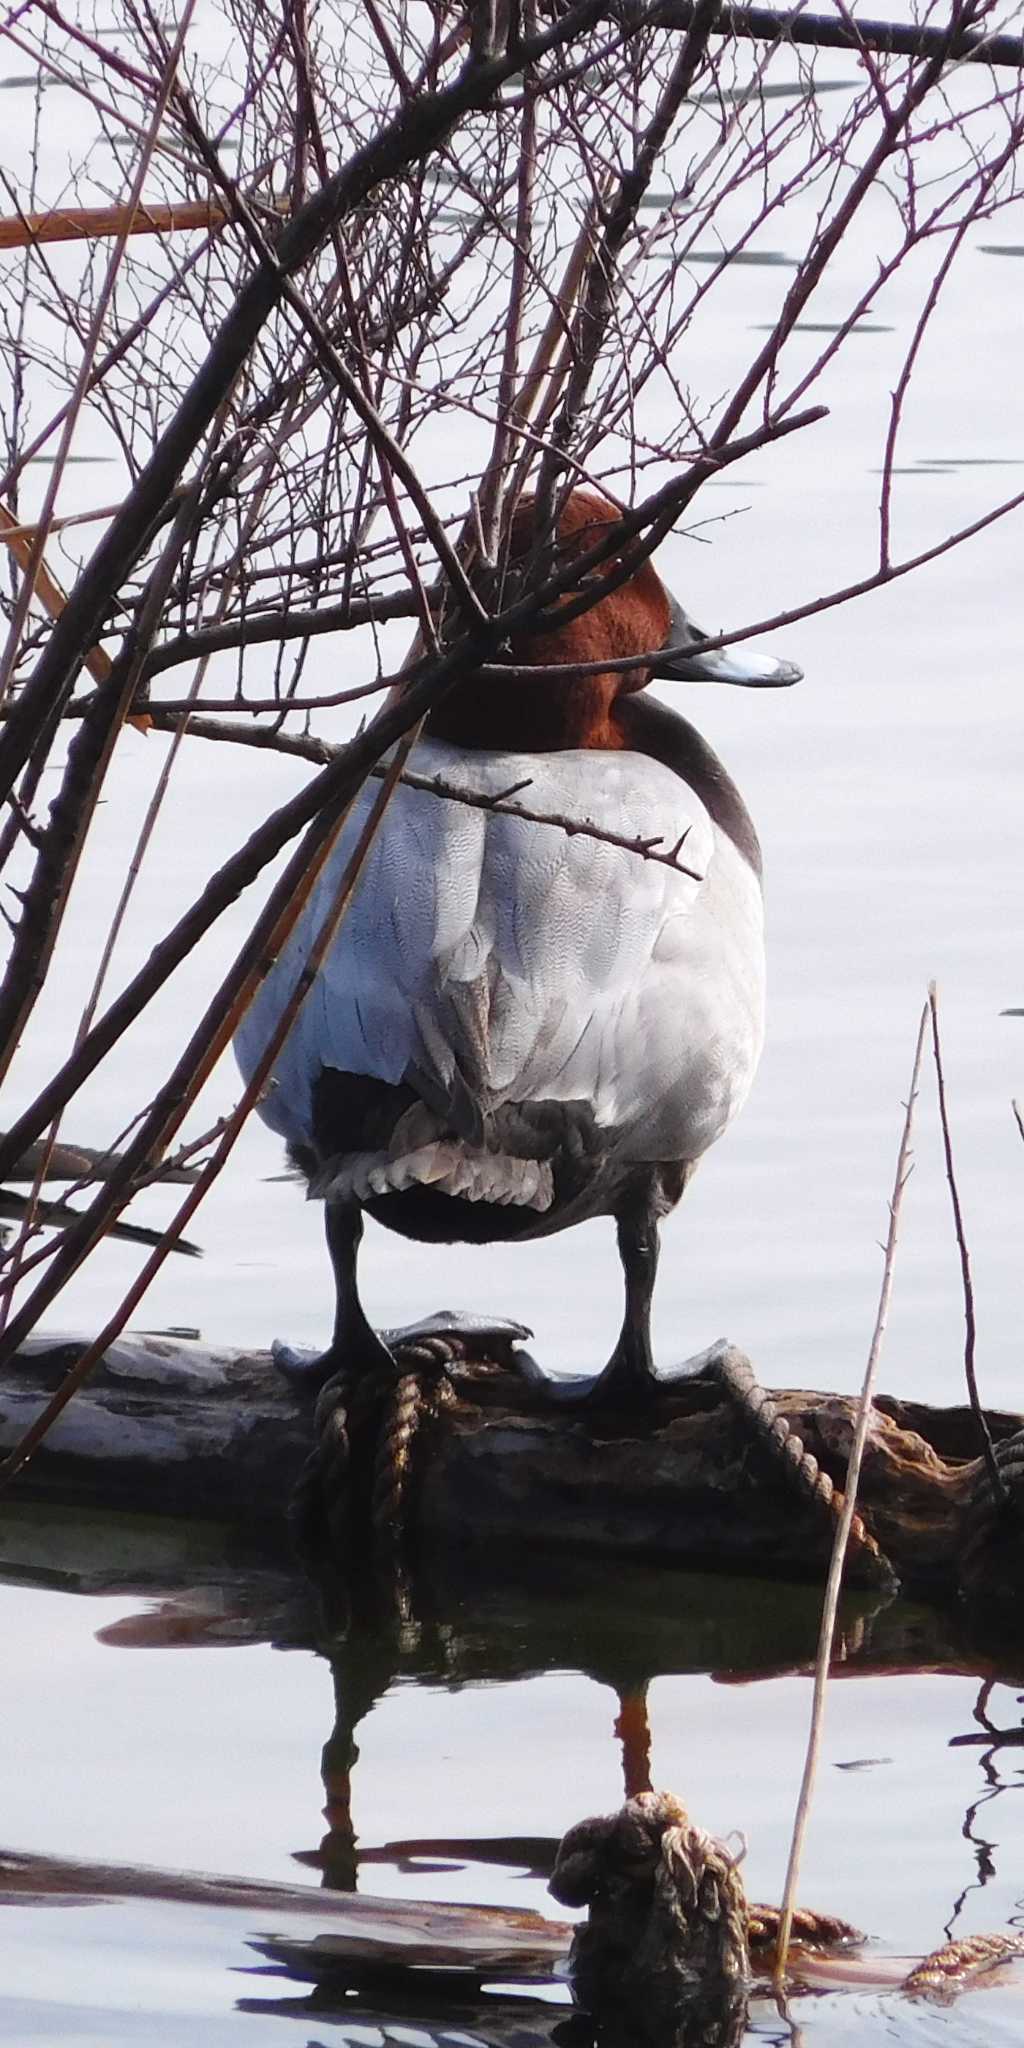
[234, 490, 800, 1406]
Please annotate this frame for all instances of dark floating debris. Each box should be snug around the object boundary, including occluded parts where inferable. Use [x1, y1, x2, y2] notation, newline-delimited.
[920, 456, 1024, 468]
[675, 248, 799, 267]
[979, 244, 1024, 256]
[750, 320, 893, 333]
[23, 454, 115, 465]
[550, 1790, 756, 2044]
[694, 78, 856, 104]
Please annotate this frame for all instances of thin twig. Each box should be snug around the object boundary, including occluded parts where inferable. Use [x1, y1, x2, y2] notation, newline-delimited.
[928, 983, 1006, 1505]
[774, 997, 929, 1979]
[376, 764, 704, 877]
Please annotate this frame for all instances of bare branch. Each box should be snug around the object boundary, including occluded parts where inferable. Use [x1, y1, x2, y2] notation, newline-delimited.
[659, 3, 1024, 71]
[927, 984, 1006, 1506]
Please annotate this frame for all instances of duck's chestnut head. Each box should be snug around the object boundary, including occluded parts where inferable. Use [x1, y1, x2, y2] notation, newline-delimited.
[428, 488, 800, 752]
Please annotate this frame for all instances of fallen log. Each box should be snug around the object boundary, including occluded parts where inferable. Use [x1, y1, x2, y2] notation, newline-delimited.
[1, 1328, 1021, 1610]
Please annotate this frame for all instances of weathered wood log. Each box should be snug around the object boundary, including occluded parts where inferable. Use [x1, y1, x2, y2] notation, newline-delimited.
[2, 1329, 1021, 1609]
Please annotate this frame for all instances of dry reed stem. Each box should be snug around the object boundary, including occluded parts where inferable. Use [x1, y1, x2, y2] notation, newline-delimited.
[773, 997, 929, 1978]
[0, 200, 233, 250]
[0, 503, 114, 689]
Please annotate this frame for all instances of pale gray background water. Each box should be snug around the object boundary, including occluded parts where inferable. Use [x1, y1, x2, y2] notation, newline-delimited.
[2, 11, 1024, 2045]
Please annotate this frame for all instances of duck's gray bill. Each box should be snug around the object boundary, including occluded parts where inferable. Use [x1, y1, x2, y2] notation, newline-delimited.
[652, 595, 801, 687]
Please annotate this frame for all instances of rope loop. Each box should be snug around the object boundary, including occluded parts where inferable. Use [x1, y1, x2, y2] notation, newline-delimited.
[709, 1350, 897, 1591]
[287, 1336, 461, 1576]
[903, 1930, 1024, 1998]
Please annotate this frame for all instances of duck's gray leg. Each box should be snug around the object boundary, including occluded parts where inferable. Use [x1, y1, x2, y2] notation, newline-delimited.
[513, 1194, 675, 1408]
[273, 1202, 395, 1391]
[273, 1202, 534, 1392]
[593, 1200, 661, 1399]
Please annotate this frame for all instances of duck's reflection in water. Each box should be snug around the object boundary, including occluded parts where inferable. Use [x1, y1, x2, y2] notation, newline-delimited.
[301, 1544, 922, 1900]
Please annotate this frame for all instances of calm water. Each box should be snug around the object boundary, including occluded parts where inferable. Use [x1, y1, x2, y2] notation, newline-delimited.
[4, 1509, 1024, 2044]
[3, 13, 1024, 2046]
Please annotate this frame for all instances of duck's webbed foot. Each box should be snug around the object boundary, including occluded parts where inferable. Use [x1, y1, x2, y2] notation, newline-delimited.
[512, 1345, 711, 1406]
[505, 1192, 686, 1411]
[511, 1340, 663, 1409]
[272, 1310, 536, 1393]
[271, 1330, 394, 1394]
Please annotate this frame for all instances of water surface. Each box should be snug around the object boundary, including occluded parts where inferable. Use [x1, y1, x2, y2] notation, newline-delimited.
[3, 17, 1024, 2048]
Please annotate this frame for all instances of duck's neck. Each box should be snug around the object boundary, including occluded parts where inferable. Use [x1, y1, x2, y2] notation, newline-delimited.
[427, 672, 629, 753]
[616, 692, 763, 876]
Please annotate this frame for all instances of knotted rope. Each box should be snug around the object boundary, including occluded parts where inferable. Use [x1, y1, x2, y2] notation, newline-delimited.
[707, 1349, 897, 1591]
[549, 1791, 862, 2044]
[288, 1335, 457, 1574]
[903, 1930, 1024, 1998]
[550, 1790, 750, 2037]
[550, 1791, 1024, 2027]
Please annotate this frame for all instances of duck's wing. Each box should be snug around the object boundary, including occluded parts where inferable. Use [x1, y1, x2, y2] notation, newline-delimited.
[235, 739, 759, 1163]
